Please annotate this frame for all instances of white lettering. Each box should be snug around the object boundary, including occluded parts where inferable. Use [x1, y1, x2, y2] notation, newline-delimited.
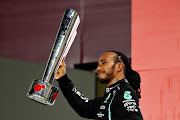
[123, 99, 138, 112]
[72, 87, 89, 102]
[97, 113, 104, 118]
[100, 105, 105, 110]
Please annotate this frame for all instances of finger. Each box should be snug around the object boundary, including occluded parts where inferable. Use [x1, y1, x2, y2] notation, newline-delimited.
[60, 60, 66, 67]
[59, 61, 63, 68]
[55, 73, 60, 79]
[58, 60, 65, 71]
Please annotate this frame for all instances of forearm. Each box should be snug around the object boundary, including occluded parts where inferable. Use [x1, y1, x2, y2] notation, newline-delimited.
[56, 74, 97, 118]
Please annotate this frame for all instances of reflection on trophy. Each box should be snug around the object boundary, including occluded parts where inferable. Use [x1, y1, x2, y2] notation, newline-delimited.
[27, 9, 80, 106]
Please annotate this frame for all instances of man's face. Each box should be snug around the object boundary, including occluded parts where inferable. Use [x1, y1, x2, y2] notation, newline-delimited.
[96, 52, 117, 84]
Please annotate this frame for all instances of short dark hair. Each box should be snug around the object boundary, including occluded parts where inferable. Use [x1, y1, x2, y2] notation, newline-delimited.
[109, 51, 141, 98]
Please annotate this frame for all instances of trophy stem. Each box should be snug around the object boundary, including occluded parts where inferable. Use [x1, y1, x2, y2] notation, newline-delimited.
[42, 9, 80, 84]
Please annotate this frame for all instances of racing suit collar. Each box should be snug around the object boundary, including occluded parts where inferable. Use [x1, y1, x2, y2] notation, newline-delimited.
[105, 79, 129, 94]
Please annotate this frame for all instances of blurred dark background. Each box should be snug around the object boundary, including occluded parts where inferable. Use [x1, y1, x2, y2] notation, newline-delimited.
[0, 0, 131, 120]
[0, 0, 131, 68]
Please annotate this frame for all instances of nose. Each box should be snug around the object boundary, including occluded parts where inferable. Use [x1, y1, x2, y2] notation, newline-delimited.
[96, 65, 102, 72]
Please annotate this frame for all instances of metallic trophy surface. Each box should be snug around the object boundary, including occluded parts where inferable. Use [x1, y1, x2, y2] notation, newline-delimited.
[27, 9, 80, 106]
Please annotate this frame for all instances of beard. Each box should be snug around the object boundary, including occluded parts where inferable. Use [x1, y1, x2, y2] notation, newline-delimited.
[98, 68, 114, 84]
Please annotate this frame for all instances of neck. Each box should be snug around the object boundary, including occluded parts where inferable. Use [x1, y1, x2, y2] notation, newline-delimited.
[107, 73, 125, 87]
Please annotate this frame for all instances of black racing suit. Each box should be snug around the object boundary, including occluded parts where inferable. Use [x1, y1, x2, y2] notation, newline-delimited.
[57, 74, 143, 120]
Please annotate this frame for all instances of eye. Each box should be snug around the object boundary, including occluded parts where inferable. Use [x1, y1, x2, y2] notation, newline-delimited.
[102, 62, 106, 64]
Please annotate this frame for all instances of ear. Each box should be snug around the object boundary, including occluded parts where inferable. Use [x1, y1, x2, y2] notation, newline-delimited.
[117, 62, 124, 72]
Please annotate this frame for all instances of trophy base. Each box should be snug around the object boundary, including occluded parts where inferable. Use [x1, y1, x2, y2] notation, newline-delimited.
[27, 79, 59, 106]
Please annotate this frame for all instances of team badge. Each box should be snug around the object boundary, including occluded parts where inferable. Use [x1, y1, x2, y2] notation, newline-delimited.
[124, 91, 132, 99]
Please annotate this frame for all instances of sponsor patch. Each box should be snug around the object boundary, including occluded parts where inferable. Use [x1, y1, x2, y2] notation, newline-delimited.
[123, 99, 138, 112]
[97, 112, 104, 118]
[100, 105, 105, 110]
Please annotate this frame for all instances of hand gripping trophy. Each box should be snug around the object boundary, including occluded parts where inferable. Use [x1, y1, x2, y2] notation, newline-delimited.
[27, 9, 80, 106]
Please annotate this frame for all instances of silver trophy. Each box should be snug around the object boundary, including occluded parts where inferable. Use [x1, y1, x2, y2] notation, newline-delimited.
[27, 9, 80, 106]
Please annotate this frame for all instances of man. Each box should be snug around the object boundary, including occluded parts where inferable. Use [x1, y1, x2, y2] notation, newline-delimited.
[55, 51, 143, 120]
